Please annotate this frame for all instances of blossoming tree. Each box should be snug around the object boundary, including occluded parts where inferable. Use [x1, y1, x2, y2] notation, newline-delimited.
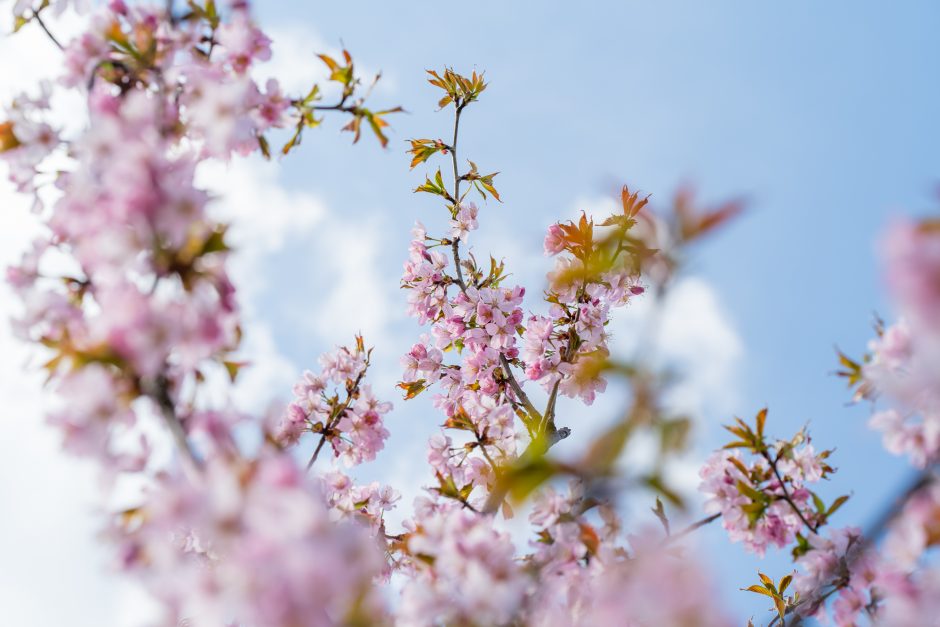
[2, 1, 938, 625]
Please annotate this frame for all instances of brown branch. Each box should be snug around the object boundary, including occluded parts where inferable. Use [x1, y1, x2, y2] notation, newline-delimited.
[441, 98, 546, 440]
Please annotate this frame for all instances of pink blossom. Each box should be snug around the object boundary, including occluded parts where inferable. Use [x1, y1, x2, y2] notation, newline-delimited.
[544, 223, 566, 255]
[699, 450, 813, 556]
[883, 220, 940, 332]
[115, 453, 388, 626]
[215, 9, 273, 74]
[449, 202, 479, 241]
[885, 480, 940, 569]
[400, 508, 527, 626]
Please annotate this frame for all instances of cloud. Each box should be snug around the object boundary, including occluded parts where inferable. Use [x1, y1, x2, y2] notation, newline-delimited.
[196, 157, 330, 413]
[659, 279, 744, 414]
[607, 277, 745, 501]
[304, 216, 400, 345]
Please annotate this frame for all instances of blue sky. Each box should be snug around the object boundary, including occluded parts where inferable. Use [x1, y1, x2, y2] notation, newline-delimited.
[247, 0, 940, 621]
[1, 1, 939, 624]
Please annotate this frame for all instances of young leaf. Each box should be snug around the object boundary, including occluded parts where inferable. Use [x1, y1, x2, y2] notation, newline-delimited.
[742, 584, 773, 599]
[827, 494, 850, 516]
[755, 407, 767, 438]
[398, 379, 428, 400]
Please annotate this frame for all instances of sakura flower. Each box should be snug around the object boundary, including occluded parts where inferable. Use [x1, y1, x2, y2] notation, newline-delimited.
[399, 507, 527, 626]
[449, 202, 479, 241]
[544, 223, 566, 255]
[215, 9, 273, 74]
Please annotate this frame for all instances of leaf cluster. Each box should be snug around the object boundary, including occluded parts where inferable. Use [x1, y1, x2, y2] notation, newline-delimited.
[426, 68, 487, 109]
[744, 572, 796, 623]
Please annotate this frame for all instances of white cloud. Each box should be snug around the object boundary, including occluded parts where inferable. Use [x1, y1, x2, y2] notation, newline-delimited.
[613, 276, 744, 417]
[305, 216, 400, 345]
[606, 277, 745, 503]
[195, 157, 330, 414]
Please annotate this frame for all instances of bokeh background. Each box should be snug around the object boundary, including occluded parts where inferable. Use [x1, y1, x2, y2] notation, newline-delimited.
[1, 1, 939, 624]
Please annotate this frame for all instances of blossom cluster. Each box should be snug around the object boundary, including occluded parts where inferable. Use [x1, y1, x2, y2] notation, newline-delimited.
[698, 411, 877, 624]
[397, 499, 527, 626]
[2, 2, 399, 625]
[400, 110, 651, 511]
[857, 221, 940, 467]
[275, 337, 392, 468]
[699, 411, 837, 556]
[114, 452, 388, 626]
[525, 207, 648, 405]
[792, 527, 880, 625]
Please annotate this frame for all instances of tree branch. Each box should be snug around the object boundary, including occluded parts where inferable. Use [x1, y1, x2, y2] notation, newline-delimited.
[146, 376, 201, 480]
[661, 512, 721, 546]
[32, 11, 64, 51]
[306, 365, 369, 472]
[761, 448, 819, 533]
[450, 101, 468, 291]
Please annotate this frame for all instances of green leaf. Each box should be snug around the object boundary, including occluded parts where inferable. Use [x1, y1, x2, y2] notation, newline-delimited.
[827, 494, 850, 517]
[302, 83, 321, 106]
[407, 138, 444, 169]
[736, 480, 765, 503]
[414, 169, 451, 199]
[812, 491, 826, 515]
[494, 454, 559, 504]
[774, 596, 787, 622]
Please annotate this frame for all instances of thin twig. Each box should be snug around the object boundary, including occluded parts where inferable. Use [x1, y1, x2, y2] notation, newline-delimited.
[450, 101, 468, 291]
[475, 431, 500, 472]
[305, 365, 368, 472]
[147, 376, 201, 480]
[775, 467, 936, 625]
[306, 436, 329, 471]
[33, 11, 64, 51]
[661, 512, 721, 546]
[500, 354, 542, 425]
[762, 449, 818, 533]
[442, 99, 544, 437]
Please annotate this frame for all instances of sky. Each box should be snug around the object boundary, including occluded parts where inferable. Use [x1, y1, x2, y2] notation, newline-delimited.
[1, 1, 939, 624]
